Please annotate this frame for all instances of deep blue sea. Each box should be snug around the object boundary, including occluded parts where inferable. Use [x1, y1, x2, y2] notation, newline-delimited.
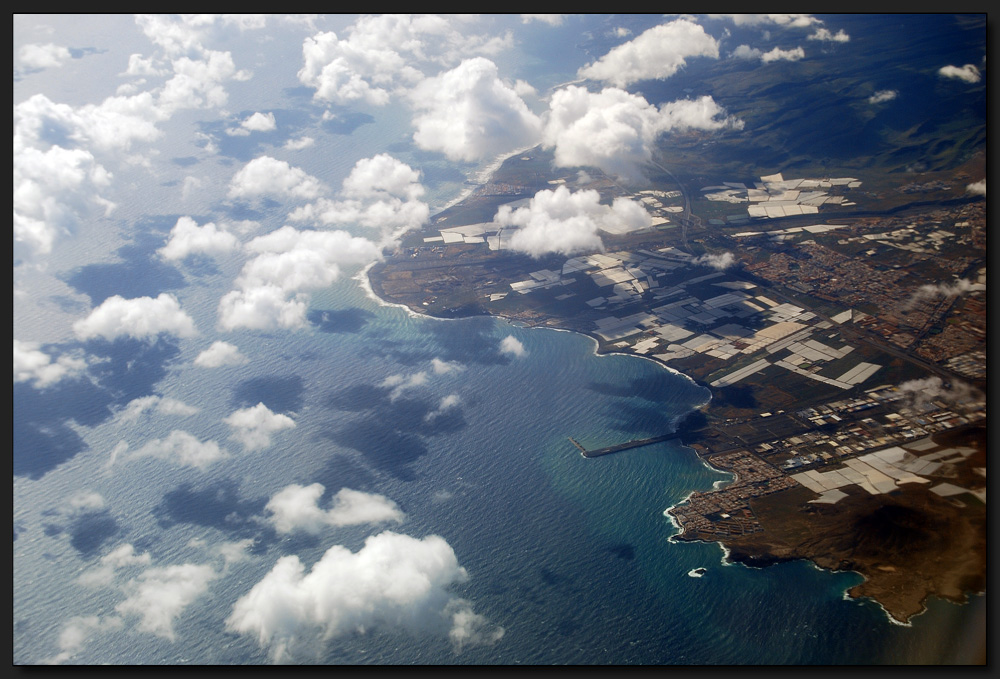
[13, 14, 986, 665]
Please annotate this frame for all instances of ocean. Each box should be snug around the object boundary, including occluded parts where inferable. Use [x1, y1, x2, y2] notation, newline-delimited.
[13, 14, 985, 665]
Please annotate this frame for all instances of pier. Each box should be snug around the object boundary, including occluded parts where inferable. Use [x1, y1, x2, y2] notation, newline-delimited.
[570, 433, 681, 458]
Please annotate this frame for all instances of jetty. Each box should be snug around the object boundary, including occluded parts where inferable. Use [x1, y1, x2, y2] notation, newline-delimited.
[570, 433, 681, 458]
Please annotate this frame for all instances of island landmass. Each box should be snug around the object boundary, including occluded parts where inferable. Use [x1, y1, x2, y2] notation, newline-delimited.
[366, 134, 986, 625]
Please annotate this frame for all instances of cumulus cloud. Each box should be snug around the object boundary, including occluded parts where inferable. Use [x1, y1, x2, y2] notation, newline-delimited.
[906, 278, 983, 307]
[218, 226, 381, 331]
[129, 430, 228, 469]
[500, 336, 527, 358]
[431, 358, 464, 374]
[808, 28, 850, 42]
[13, 340, 87, 388]
[446, 599, 505, 653]
[692, 252, 737, 270]
[966, 179, 986, 196]
[297, 15, 512, 107]
[709, 14, 820, 28]
[424, 394, 461, 422]
[578, 19, 720, 87]
[897, 376, 981, 409]
[73, 293, 197, 341]
[227, 531, 501, 661]
[410, 57, 542, 163]
[265, 484, 405, 534]
[44, 615, 123, 665]
[159, 216, 240, 261]
[381, 371, 429, 400]
[228, 156, 324, 201]
[521, 14, 564, 25]
[284, 136, 315, 151]
[543, 86, 742, 182]
[117, 395, 199, 422]
[242, 111, 276, 132]
[938, 64, 981, 83]
[194, 340, 248, 368]
[760, 46, 805, 63]
[497, 185, 651, 257]
[115, 563, 218, 641]
[224, 403, 296, 451]
[289, 154, 429, 240]
[868, 89, 898, 104]
[19, 42, 72, 69]
[78, 543, 153, 588]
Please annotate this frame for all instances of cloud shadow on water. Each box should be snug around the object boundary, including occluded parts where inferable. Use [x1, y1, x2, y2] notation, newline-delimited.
[64, 242, 187, 305]
[153, 479, 276, 548]
[68, 510, 120, 558]
[424, 316, 513, 366]
[321, 419, 427, 482]
[232, 375, 305, 415]
[307, 307, 375, 334]
[14, 338, 181, 479]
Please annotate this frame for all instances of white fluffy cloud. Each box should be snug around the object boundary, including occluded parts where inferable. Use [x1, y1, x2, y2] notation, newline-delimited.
[115, 563, 218, 641]
[938, 64, 981, 83]
[19, 42, 72, 69]
[13, 340, 87, 388]
[117, 395, 199, 422]
[44, 615, 123, 665]
[130, 430, 228, 468]
[868, 89, 898, 104]
[761, 46, 805, 63]
[710, 14, 820, 28]
[500, 336, 527, 358]
[425, 394, 461, 422]
[159, 216, 240, 261]
[291, 154, 429, 239]
[78, 544, 153, 588]
[521, 14, 564, 25]
[297, 15, 512, 107]
[410, 58, 543, 163]
[265, 484, 405, 534]
[966, 179, 986, 196]
[497, 185, 650, 257]
[808, 27, 850, 42]
[381, 371, 429, 400]
[242, 111, 276, 132]
[543, 86, 742, 181]
[431, 358, 464, 374]
[578, 19, 719, 87]
[218, 226, 382, 331]
[224, 403, 296, 451]
[284, 136, 315, 151]
[228, 156, 324, 201]
[194, 340, 248, 368]
[692, 251, 737, 270]
[73, 293, 198, 341]
[227, 531, 501, 661]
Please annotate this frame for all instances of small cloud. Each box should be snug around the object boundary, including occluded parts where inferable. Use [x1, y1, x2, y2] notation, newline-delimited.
[500, 336, 526, 358]
[194, 341, 248, 368]
[966, 179, 986, 196]
[68, 491, 106, 513]
[808, 28, 850, 42]
[380, 371, 429, 400]
[73, 293, 198, 342]
[521, 14, 564, 25]
[938, 64, 981, 83]
[224, 402, 296, 450]
[115, 563, 218, 641]
[228, 156, 324, 201]
[44, 615, 123, 665]
[425, 394, 461, 422]
[760, 46, 805, 63]
[431, 358, 464, 374]
[284, 136, 315, 151]
[78, 543, 152, 588]
[867, 89, 898, 104]
[19, 42, 72, 69]
[159, 216, 240, 261]
[691, 252, 737, 270]
[13, 340, 87, 388]
[117, 395, 198, 422]
[131, 430, 228, 469]
[265, 484, 405, 534]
